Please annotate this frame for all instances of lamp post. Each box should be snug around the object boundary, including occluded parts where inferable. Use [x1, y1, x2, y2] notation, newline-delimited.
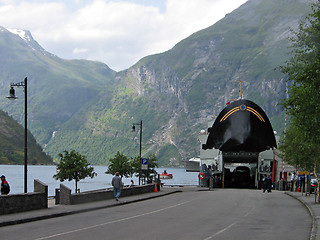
[132, 120, 142, 185]
[7, 77, 28, 193]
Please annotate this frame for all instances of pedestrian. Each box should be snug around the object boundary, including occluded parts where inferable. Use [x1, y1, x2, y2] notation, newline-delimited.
[296, 174, 300, 191]
[213, 175, 219, 188]
[291, 172, 296, 192]
[298, 175, 303, 192]
[112, 172, 123, 201]
[264, 175, 272, 193]
[130, 179, 134, 187]
[1, 175, 10, 195]
[206, 165, 212, 188]
[262, 176, 266, 192]
[301, 174, 305, 193]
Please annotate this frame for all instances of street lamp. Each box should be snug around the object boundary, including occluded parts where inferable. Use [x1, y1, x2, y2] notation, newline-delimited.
[7, 77, 28, 193]
[132, 120, 142, 185]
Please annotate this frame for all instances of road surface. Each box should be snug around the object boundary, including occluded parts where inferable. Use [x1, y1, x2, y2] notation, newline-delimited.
[1, 189, 311, 240]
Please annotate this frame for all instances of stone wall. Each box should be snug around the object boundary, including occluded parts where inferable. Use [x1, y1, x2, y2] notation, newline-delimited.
[58, 184, 155, 205]
[59, 184, 72, 205]
[0, 179, 48, 215]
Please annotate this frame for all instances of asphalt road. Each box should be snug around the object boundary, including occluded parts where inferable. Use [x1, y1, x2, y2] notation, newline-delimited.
[1, 189, 311, 240]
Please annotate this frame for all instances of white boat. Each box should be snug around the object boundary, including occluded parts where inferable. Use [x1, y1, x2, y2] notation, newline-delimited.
[184, 158, 200, 172]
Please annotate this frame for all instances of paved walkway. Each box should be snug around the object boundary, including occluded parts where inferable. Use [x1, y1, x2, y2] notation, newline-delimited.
[0, 187, 187, 227]
[286, 191, 320, 240]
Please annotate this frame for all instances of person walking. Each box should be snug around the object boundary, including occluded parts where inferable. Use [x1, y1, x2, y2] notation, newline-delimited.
[291, 172, 296, 192]
[265, 175, 272, 193]
[112, 172, 122, 201]
[1, 175, 10, 195]
[262, 176, 266, 192]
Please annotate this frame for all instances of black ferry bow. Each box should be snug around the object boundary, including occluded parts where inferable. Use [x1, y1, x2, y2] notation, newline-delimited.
[202, 99, 277, 152]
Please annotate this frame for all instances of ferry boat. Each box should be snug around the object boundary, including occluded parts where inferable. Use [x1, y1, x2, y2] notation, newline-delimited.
[184, 157, 200, 172]
[201, 98, 277, 188]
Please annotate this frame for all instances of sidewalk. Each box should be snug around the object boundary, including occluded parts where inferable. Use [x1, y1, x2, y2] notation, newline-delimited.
[285, 191, 320, 240]
[0, 187, 188, 227]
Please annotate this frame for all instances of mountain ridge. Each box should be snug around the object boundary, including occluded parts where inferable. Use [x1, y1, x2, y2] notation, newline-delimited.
[0, 0, 315, 166]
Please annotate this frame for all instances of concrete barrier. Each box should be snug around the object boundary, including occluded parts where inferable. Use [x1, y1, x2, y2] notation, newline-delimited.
[58, 184, 155, 205]
[59, 184, 72, 205]
[0, 179, 48, 215]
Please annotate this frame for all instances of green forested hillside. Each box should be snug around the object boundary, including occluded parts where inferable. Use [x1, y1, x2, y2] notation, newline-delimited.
[0, 110, 52, 164]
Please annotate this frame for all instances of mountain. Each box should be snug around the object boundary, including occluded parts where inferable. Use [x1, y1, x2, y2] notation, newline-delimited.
[0, 0, 315, 166]
[0, 26, 116, 145]
[0, 110, 52, 164]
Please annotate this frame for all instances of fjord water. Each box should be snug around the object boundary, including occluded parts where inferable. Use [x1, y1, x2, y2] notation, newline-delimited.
[0, 165, 199, 196]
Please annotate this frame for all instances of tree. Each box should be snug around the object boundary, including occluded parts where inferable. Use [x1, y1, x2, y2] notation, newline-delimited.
[131, 154, 158, 183]
[280, 1, 320, 171]
[279, 124, 318, 172]
[105, 151, 133, 178]
[53, 150, 97, 193]
[280, 1, 320, 200]
[105, 152, 158, 183]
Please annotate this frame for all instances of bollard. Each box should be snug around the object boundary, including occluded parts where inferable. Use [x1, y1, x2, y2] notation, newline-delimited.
[55, 188, 60, 205]
[157, 178, 161, 191]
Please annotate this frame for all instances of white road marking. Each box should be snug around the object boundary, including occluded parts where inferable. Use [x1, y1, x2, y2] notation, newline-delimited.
[203, 222, 237, 240]
[203, 206, 256, 239]
[35, 198, 197, 240]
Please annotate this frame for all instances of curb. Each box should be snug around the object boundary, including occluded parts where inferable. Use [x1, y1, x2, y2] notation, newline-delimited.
[285, 192, 317, 240]
[0, 190, 181, 228]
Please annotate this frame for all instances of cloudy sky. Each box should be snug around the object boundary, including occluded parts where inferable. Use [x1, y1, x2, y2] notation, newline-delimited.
[0, 0, 248, 71]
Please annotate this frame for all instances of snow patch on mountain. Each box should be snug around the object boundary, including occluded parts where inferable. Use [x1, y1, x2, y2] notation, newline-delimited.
[5, 27, 53, 56]
[7, 28, 32, 42]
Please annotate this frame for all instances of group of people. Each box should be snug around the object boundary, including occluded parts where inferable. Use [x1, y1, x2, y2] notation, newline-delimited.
[290, 172, 306, 192]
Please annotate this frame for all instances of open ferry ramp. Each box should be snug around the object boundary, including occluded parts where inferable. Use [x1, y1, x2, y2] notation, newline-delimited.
[0, 187, 316, 240]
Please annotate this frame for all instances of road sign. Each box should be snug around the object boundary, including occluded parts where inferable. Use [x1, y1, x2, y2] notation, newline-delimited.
[141, 158, 148, 170]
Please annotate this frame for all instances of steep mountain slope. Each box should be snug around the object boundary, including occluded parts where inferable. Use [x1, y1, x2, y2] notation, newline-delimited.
[0, 27, 116, 145]
[0, 0, 315, 166]
[0, 110, 52, 164]
[130, 0, 314, 162]
[73, 0, 312, 165]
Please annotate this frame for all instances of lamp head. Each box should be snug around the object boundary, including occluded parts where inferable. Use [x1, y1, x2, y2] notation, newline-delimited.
[132, 125, 136, 132]
[7, 87, 17, 100]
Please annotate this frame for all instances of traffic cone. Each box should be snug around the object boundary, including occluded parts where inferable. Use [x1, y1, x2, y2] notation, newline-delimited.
[154, 183, 158, 192]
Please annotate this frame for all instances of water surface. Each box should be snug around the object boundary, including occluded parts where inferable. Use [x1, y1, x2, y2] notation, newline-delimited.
[0, 165, 198, 196]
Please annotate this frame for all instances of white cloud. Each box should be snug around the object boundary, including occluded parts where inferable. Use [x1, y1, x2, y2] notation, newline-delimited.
[73, 48, 88, 54]
[0, 0, 247, 71]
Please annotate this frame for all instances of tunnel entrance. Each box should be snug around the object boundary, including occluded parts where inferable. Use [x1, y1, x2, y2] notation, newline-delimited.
[223, 164, 255, 188]
[222, 152, 258, 188]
